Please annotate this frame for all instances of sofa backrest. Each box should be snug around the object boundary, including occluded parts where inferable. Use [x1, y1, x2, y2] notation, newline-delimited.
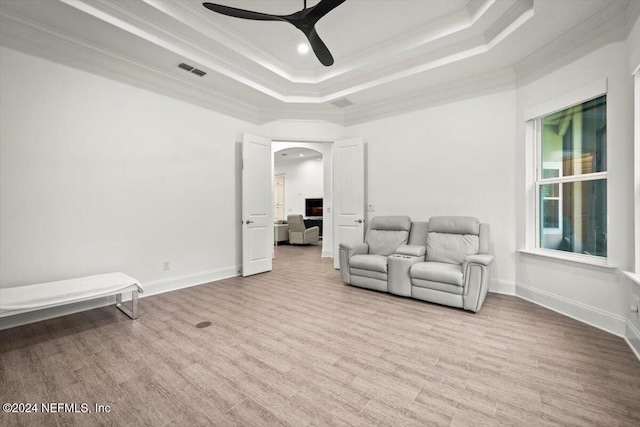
[365, 216, 411, 256]
[287, 215, 306, 232]
[426, 216, 482, 265]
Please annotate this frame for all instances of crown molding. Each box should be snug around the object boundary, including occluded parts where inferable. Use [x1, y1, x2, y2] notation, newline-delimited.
[343, 68, 516, 126]
[0, 10, 263, 124]
[161, 0, 497, 84]
[514, 0, 636, 86]
[4, 0, 532, 104]
[58, 0, 293, 98]
[311, 0, 497, 84]
[170, 0, 308, 81]
[2, 1, 637, 127]
[60, 0, 519, 102]
[484, 0, 533, 48]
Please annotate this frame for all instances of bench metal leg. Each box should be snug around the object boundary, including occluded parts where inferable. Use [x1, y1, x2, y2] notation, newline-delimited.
[116, 289, 139, 320]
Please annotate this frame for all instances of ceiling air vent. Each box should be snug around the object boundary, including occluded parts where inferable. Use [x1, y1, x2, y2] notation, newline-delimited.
[332, 98, 354, 108]
[178, 62, 206, 77]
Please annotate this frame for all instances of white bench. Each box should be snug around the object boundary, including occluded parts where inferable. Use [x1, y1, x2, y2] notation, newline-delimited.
[0, 272, 143, 321]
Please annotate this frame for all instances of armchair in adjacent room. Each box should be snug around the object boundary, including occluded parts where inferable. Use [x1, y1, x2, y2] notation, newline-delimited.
[287, 215, 320, 245]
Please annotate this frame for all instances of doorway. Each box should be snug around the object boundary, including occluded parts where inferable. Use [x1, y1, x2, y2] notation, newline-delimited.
[272, 141, 333, 258]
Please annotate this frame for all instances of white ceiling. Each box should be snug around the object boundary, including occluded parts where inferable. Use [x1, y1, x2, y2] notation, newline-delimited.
[0, 0, 638, 125]
[275, 147, 323, 164]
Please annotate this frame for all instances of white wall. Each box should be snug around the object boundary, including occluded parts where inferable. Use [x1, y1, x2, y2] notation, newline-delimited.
[0, 47, 256, 295]
[261, 120, 345, 142]
[346, 90, 517, 292]
[515, 41, 635, 336]
[274, 157, 324, 217]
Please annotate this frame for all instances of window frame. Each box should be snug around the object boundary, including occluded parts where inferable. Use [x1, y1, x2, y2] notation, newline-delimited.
[522, 79, 612, 268]
[538, 162, 563, 236]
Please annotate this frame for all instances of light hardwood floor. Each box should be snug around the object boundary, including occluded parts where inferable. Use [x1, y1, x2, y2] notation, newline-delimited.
[1, 244, 639, 426]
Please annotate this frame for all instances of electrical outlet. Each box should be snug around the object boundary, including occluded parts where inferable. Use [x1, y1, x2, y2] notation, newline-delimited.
[163, 261, 170, 271]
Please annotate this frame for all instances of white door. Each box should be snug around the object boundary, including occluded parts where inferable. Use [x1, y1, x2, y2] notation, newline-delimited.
[333, 137, 365, 268]
[242, 133, 273, 276]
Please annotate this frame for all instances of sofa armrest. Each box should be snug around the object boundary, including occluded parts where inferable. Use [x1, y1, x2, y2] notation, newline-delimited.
[464, 254, 494, 267]
[462, 254, 493, 313]
[395, 245, 426, 257]
[339, 242, 369, 256]
[303, 226, 319, 240]
[338, 243, 368, 285]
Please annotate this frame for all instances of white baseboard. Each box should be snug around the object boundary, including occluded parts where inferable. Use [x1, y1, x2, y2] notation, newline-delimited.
[625, 319, 640, 361]
[516, 282, 626, 337]
[489, 279, 516, 295]
[142, 266, 240, 297]
[0, 266, 241, 331]
[321, 250, 332, 258]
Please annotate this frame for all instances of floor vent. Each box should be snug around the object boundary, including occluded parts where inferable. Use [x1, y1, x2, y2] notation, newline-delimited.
[178, 63, 206, 77]
[331, 98, 354, 108]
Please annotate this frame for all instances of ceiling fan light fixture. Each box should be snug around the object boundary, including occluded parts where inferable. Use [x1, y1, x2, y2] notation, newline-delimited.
[202, 0, 345, 66]
[297, 43, 309, 54]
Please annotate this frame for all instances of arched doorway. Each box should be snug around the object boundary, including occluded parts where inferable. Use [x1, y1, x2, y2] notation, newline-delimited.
[272, 141, 333, 258]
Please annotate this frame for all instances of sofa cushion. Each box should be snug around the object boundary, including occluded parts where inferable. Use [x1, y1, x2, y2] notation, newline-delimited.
[410, 262, 463, 286]
[350, 254, 388, 273]
[427, 232, 479, 265]
[411, 279, 464, 294]
[365, 216, 412, 256]
[350, 268, 387, 281]
[367, 230, 410, 256]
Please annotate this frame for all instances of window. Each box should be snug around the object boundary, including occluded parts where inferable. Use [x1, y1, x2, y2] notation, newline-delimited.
[535, 95, 607, 258]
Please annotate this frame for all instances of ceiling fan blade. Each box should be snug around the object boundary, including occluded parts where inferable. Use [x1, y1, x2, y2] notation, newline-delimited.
[306, 0, 346, 20]
[202, 3, 284, 22]
[306, 28, 334, 66]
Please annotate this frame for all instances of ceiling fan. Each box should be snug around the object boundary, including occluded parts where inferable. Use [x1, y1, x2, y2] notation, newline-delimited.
[202, 0, 346, 66]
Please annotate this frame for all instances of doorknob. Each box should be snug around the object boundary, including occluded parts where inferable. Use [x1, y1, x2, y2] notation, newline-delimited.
[245, 220, 254, 224]
[355, 219, 363, 224]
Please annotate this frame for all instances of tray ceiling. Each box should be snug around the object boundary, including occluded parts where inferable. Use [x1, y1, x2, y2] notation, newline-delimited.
[0, 0, 638, 124]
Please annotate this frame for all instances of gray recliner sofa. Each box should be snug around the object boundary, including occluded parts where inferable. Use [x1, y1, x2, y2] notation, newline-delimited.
[340, 216, 493, 313]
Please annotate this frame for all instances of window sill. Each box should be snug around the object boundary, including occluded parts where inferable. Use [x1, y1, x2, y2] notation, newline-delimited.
[518, 249, 617, 270]
[623, 271, 640, 287]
